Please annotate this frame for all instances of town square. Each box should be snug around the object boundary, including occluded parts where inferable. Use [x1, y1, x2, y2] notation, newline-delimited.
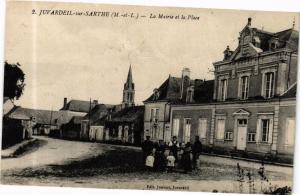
[1, 2, 299, 194]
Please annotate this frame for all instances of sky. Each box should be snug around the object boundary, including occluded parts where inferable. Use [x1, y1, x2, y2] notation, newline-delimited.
[4, 1, 299, 110]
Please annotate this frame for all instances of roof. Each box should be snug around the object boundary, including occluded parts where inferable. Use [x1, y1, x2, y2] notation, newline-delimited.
[252, 28, 298, 52]
[281, 83, 297, 98]
[70, 116, 85, 125]
[82, 104, 109, 123]
[274, 28, 299, 52]
[194, 80, 214, 103]
[108, 106, 144, 123]
[144, 75, 214, 104]
[7, 107, 59, 124]
[56, 110, 86, 126]
[226, 25, 299, 62]
[144, 76, 183, 102]
[61, 99, 97, 113]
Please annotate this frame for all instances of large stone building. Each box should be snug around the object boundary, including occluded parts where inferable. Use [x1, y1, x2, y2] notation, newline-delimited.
[169, 18, 298, 162]
[143, 18, 298, 162]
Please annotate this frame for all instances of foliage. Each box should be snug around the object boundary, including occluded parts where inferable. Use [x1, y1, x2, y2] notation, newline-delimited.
[236, 161, 292, 194]
[4, 61, 25, 100]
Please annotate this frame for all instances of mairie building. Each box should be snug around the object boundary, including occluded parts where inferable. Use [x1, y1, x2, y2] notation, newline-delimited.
[144, 18, 298, 162]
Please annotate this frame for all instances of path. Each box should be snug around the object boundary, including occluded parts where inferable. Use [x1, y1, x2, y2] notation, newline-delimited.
[1, 136, 105, 171]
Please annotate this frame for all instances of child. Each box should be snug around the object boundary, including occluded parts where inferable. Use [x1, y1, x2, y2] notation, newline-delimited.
[166, 151, 176, 172]
[145, 151, 155, 171]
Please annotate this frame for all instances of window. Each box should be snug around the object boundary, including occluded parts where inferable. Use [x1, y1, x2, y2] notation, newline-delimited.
[150, 108, 159, 122]
[198, 118, 207, 139]
[264, 72, 274, 98]
[225, 132, 233, 140]
[248, 133, 256, 142]
[172, 118, 180, 137]
[261, 119, 270, 142]
[184, 118, 191, 143]
[219, 79, 228, 101]
[240, 76, 249, 100]
[216, 119, 225, 140]
[238, 119, 247, 125]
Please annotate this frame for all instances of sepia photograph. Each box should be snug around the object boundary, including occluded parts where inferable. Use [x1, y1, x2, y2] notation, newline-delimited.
[1, 0, 299, 194]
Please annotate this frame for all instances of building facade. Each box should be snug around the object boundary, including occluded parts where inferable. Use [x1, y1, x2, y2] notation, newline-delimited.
[169, 18, 298, 162]
[143, 68, 213, 142]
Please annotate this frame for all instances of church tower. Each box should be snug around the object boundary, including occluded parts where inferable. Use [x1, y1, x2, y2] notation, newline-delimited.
[122, 65, 135, 108]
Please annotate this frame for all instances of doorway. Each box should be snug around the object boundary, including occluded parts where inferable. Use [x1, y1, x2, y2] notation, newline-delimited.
[237, 119, 247, 150]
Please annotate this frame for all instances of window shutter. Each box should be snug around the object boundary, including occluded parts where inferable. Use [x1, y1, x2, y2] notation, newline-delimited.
[256, 119, 261, 143]
[268, 119, 273, 144]
[286, 118, 295, 145]
[199, 119, 207, 139]
[173, 119, 179, 137]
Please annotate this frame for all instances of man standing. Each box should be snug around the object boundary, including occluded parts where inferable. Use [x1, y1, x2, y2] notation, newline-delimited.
[168, 136, 179, 162]
[141, 136, 153, 163]
[192, 136, 202, 169]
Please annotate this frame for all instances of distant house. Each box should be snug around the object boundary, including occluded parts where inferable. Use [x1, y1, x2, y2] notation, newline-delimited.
[2, 98, 35, 148]
[7, 107, 58, 135]
[105, 106, 144, 145]
[61, 115, 84, 139]
[60, 98, 98, 113]
[143, 68, 212, 142]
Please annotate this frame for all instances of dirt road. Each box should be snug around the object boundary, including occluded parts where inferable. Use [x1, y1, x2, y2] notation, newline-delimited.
[1, 136, 106, 171]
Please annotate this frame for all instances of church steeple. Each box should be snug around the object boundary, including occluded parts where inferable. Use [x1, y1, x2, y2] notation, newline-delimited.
[122, 65, 135, 108]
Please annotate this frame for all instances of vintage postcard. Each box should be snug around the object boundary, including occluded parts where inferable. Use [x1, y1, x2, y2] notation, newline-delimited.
[1, 0, 299, 194]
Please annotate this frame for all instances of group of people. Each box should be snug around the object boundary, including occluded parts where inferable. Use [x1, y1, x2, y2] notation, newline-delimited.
[141, 135, 202, 173]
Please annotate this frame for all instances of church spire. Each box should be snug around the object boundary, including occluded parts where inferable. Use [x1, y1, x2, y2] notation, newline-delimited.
[122, 65, 135, 109]
[126, 64, 133, 84]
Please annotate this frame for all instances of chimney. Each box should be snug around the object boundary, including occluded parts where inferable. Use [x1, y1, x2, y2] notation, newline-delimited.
[63, 97, 67, 109]
[181, 68, 191, 100]
[223, 45, 233, 60]
[247, 17, 252, 26]
[182, 68, 191, 78]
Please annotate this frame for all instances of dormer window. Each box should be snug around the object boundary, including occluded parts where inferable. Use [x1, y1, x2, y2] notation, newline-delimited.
[253, 36, 261, 48]
[186, 86, 194, 103]
[269, 38, 279, 51]
[153, 88, 160, 100]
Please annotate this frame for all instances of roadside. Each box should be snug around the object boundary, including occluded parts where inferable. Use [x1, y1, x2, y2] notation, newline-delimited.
[1, 138, 39, 158]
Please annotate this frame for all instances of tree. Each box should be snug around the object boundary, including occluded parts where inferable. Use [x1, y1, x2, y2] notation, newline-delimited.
[4, 61, 25, 100]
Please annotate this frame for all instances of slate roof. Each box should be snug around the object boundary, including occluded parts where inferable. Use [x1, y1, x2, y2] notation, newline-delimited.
[280, 83, 297, 98]
[144, 75, 214, 104]
[108, 106, 144, 123]
[144, 76, 183, 102]
[61, 99, 97, 113]
[194, 80, 214, 103]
